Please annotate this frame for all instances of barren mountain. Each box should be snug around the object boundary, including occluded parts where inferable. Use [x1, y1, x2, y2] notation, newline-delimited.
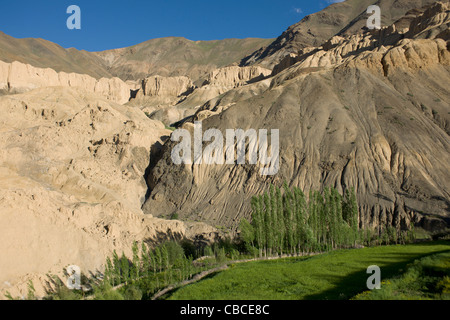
[95, 37, 274, 82]
[241, 0, 443, 69]
[143, 2, 450, 233]
[0, 0, 449, 299]
[0, 31, 112, 79]
[130, 65, 272, 126]
[0, 31, 272, 83]
[0, 87, 216, 298]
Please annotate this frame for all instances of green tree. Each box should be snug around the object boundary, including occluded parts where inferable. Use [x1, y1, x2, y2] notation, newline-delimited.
[141, 242, 150, 278]
[251, 195, 265, 257]
[283, 183, 295, 254]
[149, 247, 157, 274]
[105, 257, 114, 286]
[239, 218, 255, 249]
[263, 192, 273, 256]
[163, 241, 185, 266]
[131, 241, 140, 281]
[120, 253, 129, 283]
[293, 187, 307, 253]
[275, 186, 285, 255]
[112, 250, 121, 285]
[154, 247, 162, 273]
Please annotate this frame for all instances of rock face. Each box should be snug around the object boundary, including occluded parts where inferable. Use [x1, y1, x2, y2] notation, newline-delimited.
[141, 75, 194, 98]
[130, 66, 271, 126]
[203, 66, 271, 88]
[269, 1, 450, 78]
[0, 60, 131, 104]
[143, 2, 450, 233]
[1, 0, 449, 300]
[241, 0, 443, 69]
[0, 87, 217, 299]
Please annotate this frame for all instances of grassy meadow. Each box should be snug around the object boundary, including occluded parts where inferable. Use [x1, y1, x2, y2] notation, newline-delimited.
[166, 241, 450, 300]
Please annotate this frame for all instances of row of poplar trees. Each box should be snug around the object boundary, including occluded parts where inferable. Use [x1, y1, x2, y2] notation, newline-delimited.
[102, 241, 195, 288]
[240, 184, 360, 256]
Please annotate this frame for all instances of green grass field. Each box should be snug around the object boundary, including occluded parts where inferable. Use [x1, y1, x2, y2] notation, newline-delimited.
[167, 241, 450, 300]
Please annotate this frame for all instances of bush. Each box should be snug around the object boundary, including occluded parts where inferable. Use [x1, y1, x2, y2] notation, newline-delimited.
[218, 237, 238, 256]
[203, 246, 214, 257]
[48, 286, 83, 300]
[94, 284, 125, 300]
[122, 286, 143, 300]
[215, 247, 227, 263]
[163, 241, 186, 266]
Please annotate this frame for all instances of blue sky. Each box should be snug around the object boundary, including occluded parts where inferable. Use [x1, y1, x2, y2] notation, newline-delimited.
[0, 0, 342, 52]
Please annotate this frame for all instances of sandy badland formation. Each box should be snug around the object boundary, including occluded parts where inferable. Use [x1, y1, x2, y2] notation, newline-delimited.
[0, 0, 449, 298]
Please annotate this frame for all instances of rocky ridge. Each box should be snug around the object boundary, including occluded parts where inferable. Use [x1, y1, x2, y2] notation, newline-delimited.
[142, 2, 450, 234]
[130, 66, 272, 126]
[241, 0, 444, 69]
[0, 87, 217, 299]
[0, 60, 131, 104]
[0, 0, 449, 300]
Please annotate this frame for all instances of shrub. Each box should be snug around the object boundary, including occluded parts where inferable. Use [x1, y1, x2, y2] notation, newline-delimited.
[203, 246, 214, 257]
[163, 241, 186, 266]
[122, 286, 143, 300]
[94, 283, 125, 300]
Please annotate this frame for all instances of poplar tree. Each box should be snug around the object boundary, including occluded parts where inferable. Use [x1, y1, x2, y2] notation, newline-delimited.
[275, 186, 285, 255]
[239, 218, 255, 249]
[131, 241, 140, 281]
[112, 250, 120, 285]
[160, 245, 170, 284]
[344, 187, 359, 246]
[105, 257, 114, 286]
[269, 185, 277, 255]
[251, 195, 264, 257]
[141, 242, 150, 278]
[322, 187, 331, 249]
[263, 192, 272, 256]
[154, 247, 162, 273]
[334, 188, 345, 248]
[293, 187, 307, 253]
[244, 185, 362, 255]
[149, 247, 157, 274]
[307, 190, 315, 248]
[162, 245, 170, 270]
[283, 183, 295, 254]
[120, 253, 129, 283]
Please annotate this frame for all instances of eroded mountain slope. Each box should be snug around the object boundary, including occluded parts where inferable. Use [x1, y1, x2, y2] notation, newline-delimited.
[0, 87, 216, 298]
[143, 2, 450, 232]
[241, 0, 444, 69]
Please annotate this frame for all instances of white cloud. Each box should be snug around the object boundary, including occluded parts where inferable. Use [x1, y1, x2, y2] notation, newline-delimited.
[294, 8, 303, 14]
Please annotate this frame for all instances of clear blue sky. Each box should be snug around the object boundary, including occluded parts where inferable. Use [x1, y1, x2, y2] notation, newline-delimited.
[0, 0, 340, 52]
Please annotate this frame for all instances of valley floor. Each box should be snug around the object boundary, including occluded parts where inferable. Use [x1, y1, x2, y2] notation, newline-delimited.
[166, 241, 450, 300]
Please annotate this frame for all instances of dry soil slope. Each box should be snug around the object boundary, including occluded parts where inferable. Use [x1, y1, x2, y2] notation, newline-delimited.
[95, 37, 274, 82]
[143, 3, 450, 233]
[0, 31, 112, 79]
[0, 86, 216, 299]
[241, 0, 442, 69]
[0, 32, 272, 83]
